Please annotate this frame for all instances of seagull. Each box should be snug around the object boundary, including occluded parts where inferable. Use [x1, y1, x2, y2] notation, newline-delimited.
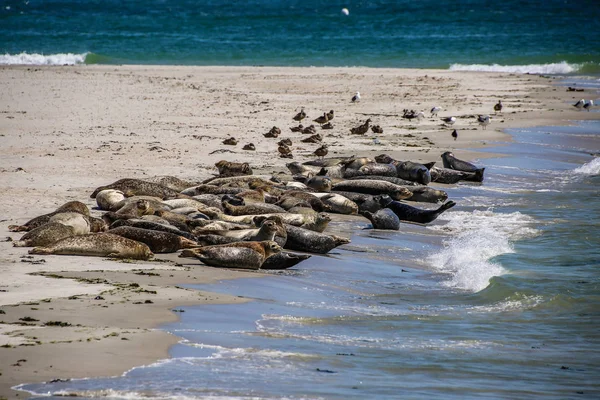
[477, 115, 491, 130]
[431, 106, 442, 117]
[451, 129, 458, 140]
[494, 100, 503, 113]
[442, 116, 456, 126]
[573, 99, 585, 110]
[293, 108, 307, 122]
[584, 100, 594, 112]
[351, 91, 361, 102]
[416, 111, 425, 122]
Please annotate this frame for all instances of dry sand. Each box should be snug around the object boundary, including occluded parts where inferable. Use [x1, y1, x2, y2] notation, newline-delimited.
[0, 65, 596, 398]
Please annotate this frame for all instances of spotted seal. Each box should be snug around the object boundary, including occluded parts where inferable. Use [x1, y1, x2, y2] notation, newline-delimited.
[306, 176, 332, 192]
[348, 175, 418, 186]
[332, 180, 412, 200]
[394, 161, 432, 185]
[222, 200, 287, 216]
[142, 175, 200, 191]
[430, 166, 484, 184]
[8, 201, 90, 232]
[179, 240, 282, 270]
[194, 218, 279, 246]
[378, 195, 456, 224]
[405, 187, 448, 204]
[214, 160, 253, 177]
[312, 193, 358, 215]
[90, 178, 187, 200]
[108, 226, 198, 253]
[110, 219, 197, 241]
[283, 224, 350, 254]
[13, 222, 77, 247]
[29, 233, 154, 260]
[361, 208, 401, 230]
[441, 152, 485, 179]
[181, 184, 245, 196]
[357, 163, 398, 177]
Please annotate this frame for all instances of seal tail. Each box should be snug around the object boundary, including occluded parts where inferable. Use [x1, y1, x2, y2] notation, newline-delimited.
[436, 201, 457, 214]
[28, 247, 52, 255]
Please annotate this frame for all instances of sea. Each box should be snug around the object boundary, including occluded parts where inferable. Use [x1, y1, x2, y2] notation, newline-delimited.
[5, 1, 600, 399]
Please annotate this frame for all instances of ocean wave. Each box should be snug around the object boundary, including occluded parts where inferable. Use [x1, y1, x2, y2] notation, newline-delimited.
[0, 52, 88, 65]
[573, 157, 600, 175]
[449, 61, 582, 74]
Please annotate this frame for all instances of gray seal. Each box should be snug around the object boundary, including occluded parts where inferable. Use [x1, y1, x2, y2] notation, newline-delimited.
[378, 195, 456, 224]
[260, 252, 312, 270]
[441, 152, 485, 179]
[430, 166, 484, 184]
[29, 233, 154, 260]
[108, 226, 199, 253]
[179, 241, 282, 270]
[222, 200, 287, 216]
[361, 208, 401, 230]
[406, 187, 448, 204]
[90, 178, 187, 200]
[283, 224, 350, 254]
[109, 219, 197, 241]
[332, 180, 412, 200]
[394, 161, 432, 185]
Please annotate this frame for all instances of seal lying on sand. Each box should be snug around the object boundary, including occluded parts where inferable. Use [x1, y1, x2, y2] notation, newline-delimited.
[441, 152, 485, 180]
[332, 180, 412, 200]
[13, 222, 76, 247]
[142, 175, 200, 192]
[110, 219, 197, 241]
[431, 164, 485, 183]
[214, 160, 253, 177]
[180, 240, 282, 270]
[405, 187, 448, 204]
[90, 178, 186, 200]
[283, 224, 350, 254]
[394, 161, 432, 185]
[8, 201, 90, 232]
[108, 226, 198, 253]
[378, 195, 456, 224]
[29, 233, 154, 260]
[361, 208, 401, 230]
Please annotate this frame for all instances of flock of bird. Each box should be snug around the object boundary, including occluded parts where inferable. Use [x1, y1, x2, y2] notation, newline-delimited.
[573, 99, 594, 111]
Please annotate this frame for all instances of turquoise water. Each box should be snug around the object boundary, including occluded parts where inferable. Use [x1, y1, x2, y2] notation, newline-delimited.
[19, 120, 600, 399]
[2, 0, 600, 71]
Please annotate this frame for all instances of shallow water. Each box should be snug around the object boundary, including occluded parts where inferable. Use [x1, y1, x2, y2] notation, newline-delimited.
[20, 118, 600, 399]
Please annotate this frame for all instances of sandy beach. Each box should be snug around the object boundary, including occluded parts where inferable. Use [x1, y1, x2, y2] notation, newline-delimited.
[0, 65, 595, 398]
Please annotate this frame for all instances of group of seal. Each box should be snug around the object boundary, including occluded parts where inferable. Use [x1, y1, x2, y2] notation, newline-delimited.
[9, 151, 484, 267]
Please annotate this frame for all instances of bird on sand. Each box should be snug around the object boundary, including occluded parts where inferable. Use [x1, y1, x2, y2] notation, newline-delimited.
[477, 115, 491, 130]
[313, 144, 329, 159]
[326, 110, 334, 121]
[494, 100, 503, 113]
[451, 129, 458, 140]
[278, 143, 293, 158]
[441, 116, 456, 126]
[293, 108, 307, 122]
[351, 91, 361, 102]
[583, 100, 594, 111]
[313, 112, 329, 125]
[431, 106, 442, 117]
[573, 99, 585, 110]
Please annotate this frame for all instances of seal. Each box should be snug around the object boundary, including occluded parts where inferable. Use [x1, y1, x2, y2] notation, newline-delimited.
[194, 219, 279, 243]
[222, 200, 287, 216]
[441, 152, 485, 179]
[13, 222, 76, 247]
[332, 179, 412, 200]
[214, 160, 253, 177]
[305, 175, 332, 192]
[283, 224, 350, 254]
[356, 163, 398, 177]
[209, 210, 307, 226]
[179, 240, 282, 270]
[154, 210, 193, 232]
[90, 178, 186, 200]
[109, 196, 169, 213]
[406, 186, 448, 204]
[108, 226, 198, 253]
[348, 175, 418, 186]
[260, 251, 312, 270]
[312, 193, 358, 215]
[110, 219, 198, 241]
[142, 176, 200, 192]
[96, 189, 126, 211]
[8, 201, 90, 232]
[430, 166, 484, 184]
[47, 212, 91, 235]
[181, 184, 245, 196]
[394, 161, 432, 185]
[276, 191, 329, 212]
[378, 195, 456, 224]
[361, 208, 401, 230]
[29, 232, 154, 260]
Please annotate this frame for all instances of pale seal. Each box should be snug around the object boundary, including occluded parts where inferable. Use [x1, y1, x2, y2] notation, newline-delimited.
[361, 208, 401, 230]
[47, 212, 91, 235]
[29, 233, 154, 260]
[96, 189, 126, 211]
[312, 193, 358, 215]
[179, 240, 282, 270]
[108, 226, 198, 253]
[8, 201, 90, 232]
[378, 195, 456, 224]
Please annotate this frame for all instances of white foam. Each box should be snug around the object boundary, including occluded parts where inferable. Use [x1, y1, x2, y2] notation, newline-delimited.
[449, 61, 580, 74]
[0, 52, 88, 65]
[427, 210, 540, 292]
[573, 157, 600, 175]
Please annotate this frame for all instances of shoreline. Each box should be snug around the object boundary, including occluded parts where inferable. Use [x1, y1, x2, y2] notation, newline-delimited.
[0, 65, 597, 399]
